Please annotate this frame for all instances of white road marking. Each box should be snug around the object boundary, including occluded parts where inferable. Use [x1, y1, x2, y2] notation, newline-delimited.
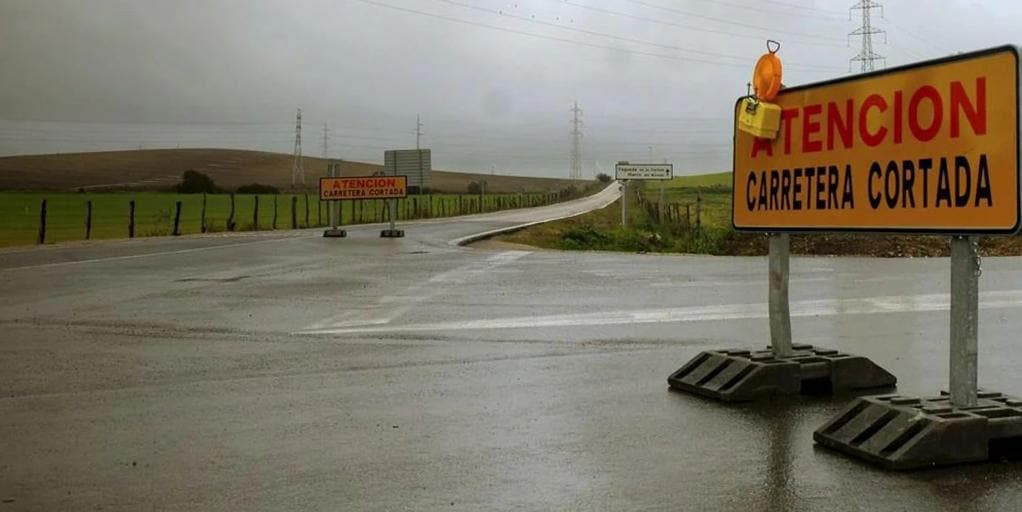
[304, 250, 532, 330]
[297, 289, 1022, 335]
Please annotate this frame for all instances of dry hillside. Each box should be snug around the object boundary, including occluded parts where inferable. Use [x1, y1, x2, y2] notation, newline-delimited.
[0, 148, 585, 193]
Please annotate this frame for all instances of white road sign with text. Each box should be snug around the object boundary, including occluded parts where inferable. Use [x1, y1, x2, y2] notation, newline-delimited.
[615, 163, 673, 180]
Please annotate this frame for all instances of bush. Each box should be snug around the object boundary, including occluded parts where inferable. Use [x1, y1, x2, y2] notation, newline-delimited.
[596, 173, 612, 183]
[558, 185, 579, 199]
[467, 181, 483, 194]
[560, 226, 611, 249]
[174, 170, 222, 194]
[236, 183, 280, 194]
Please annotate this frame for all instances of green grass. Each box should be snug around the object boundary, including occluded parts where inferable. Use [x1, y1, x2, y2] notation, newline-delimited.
[0, 191, 561, 247]
[663, 171, 731, 188]
[499, 173, 737, 254]
[633, 176, 732, 228]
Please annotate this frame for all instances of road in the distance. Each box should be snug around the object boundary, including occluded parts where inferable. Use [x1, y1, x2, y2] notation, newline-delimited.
[2, 183, 1021, 511]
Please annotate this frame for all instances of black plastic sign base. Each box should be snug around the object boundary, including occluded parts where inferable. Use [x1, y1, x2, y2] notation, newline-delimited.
[323, 229, 347, 238]
[380, 229, 405, 238]
[814, 390, 1022, 470]
[667, 344, 896, 402]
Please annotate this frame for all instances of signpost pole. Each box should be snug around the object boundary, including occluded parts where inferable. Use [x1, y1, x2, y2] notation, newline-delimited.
[329, 164, 339, 229]
[620, 181, 628, 228]
[322, 163, 347, 238]
[768, 233, 793, 358]
[388, 198, 397, 233]
[949, 235, 980, 408]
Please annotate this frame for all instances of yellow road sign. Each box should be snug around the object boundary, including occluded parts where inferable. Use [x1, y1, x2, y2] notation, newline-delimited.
[320, 176, 408, 200]
[733, 45, 1020, 234]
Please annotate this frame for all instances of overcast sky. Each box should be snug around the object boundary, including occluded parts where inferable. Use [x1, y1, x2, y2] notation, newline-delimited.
[1, 0, 1019, 177]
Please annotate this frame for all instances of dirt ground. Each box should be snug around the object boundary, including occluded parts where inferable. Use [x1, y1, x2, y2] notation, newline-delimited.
[725, 232, 1022, 257]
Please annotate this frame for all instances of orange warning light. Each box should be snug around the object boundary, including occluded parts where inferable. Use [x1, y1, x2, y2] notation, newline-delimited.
[753, 40, 783, 102]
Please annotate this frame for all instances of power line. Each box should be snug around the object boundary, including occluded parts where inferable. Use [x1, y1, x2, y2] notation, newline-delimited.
[885, 19, 954, 56]
[551, 0, 845, 47]
[849, 0, 886, 73]
[441, 0, 755, 62]
[622, 0, 846, 42]
[350, 0, 842, 72]
[679, 0, 846, 20]
[760, 0, 847, 16]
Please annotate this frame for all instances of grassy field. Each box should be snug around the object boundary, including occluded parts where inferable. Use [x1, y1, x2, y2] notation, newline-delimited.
[498, 176, 736, 254]
[0, 191, 559, 247]
[497, 173, 1022, 257]
[664, 171, 731, 188]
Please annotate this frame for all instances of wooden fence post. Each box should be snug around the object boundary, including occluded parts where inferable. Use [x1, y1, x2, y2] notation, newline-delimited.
[696, 192, 702, 229]
[291, 196, 298, 229]
[228, 193, 236, 231]
[172, 201, 182, 236]
[129, 200, 136, 238]
[84, 200, 93, 240]
[304, 194, 310, 227]
[272, 195, 278, 229]
[37, 199, 47, 245]
[253, 196, 260, 230]
[201, 193, 208, 233]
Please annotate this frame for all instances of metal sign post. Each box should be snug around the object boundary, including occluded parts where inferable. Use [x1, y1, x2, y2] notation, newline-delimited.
[614, 162, 672, 228]
[323, 162, 347, 238]
[383, 198, 401, 238]
[949, 236, 981, 407]
[768, 233, 793, 358]
[620, 181, 628, 228]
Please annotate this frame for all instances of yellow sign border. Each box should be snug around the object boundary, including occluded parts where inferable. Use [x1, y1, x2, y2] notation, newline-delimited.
[732, 45, 1021, 235]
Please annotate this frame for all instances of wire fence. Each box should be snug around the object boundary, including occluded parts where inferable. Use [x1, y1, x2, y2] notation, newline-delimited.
[1, 189, 583, 247]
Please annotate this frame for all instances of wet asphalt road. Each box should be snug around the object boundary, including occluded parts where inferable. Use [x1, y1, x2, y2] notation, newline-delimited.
[1, 184, 1021, 511]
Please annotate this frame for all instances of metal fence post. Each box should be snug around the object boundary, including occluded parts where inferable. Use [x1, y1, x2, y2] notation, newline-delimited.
[950, 236, 980, 408]
[769, 233, 793, 357]
[272, 195, 278, 229]
[304, 194, 310, 227]
[253, 196, 260, 231]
